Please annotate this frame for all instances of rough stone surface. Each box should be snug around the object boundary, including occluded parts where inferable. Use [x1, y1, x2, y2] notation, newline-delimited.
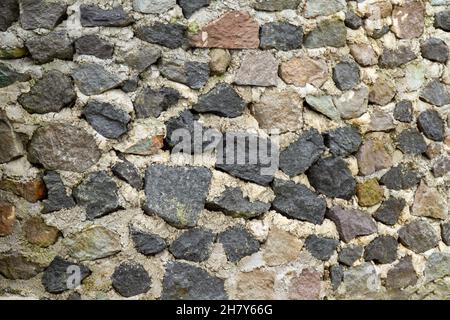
[433, 156, 450, 178]
[288, 269, 321, 300]
[42, 256, 91, 294]
[441, 221, 450, 246]
[72, 63, 123, 96]
[396, 128, 427, 155]
[0, 177, 45, 203]
[134, 86, 179, 119]
[133, 0, 176, 14]
[424, 252, 450, 282]
[234, 52, 278, 87]
[369, 77, 396, 106]
[421, 38, 449, 64]
[178, 0, 209, 18]
[356, 179, 384, 207]
[357, 133, 393, 176]
[0, 202, 15, 237]
[435, 10, 450, 31]
[380, 165, 421, 190]
[373, 197, 405, 226]
[305, 95, 340, 120]
[112, 160, 143, 190]
[0, 252, 43, 280]
[26, 31, 73, 64]
[252, 0, 300, 11]
[280, 57, 328, 88]
[259, 22, 303, 51]
[263, 227, 302, 267]
[169, 228, 214, 262]
[23, 216, 60, 247]
[20, 0, 67, 30]
[349, 44, 378, 67]
[218, 225, 260, 262]
[112, 262, 151, 297]
[345, 11, 363, 30]
[131, 227, 167, 256]
[0, 63, 30, 88]
[235, 269, 275, 299]
[363, 236, 398, 264]
[80, 5, 133, 27]
[379, 46, 417, 69]
[305, 235, 339, 261]
[398, 220, 439, 253]
[419, 80, 450, 107]
[194, 83, 246, 117]
[412, 181, 447, 220]
[391, 1, 424, 39]
[303, 19, 347, 48]
[385, 256, 418, 289]
[135, 23, 187, 49]
[304, 0, 345, 18]
[338, 245, 363, 267]
[332, 60, 360, 91]
[343, 263, 380, 296]
[394, 100, 414, 123]
[120, 45, 161, 74]
[333, 86, 369, 119]
[42, 171, 75, 213]
[209, 49, 231, 75]
[0, 0, 19, 32]
[324, 126, 362, 157]
[417, 110, 445, 142]
[0, 112, 25, 163]
[160, 59, 209, 89]
[327, 207, 377, 243]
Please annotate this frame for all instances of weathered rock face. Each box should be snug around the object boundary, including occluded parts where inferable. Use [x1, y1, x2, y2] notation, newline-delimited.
[134, 86, 179, 119]
[305, 95, 340, 120]
[169, 228, 214, 262]
[263, 227, 302, 267]
[20, 0, 67, 30]
[385, 256, 417, 289]
[0, 252, 43, 280]
[324, 126, 362, 157]
[327, 207, 377, 242]
[379, 46, 417, 69]
[218, 225, 260, 262]
[398, 220, 439, 253]
[252, 0, 300, 11]
[259, 22, 303, 51]
[343, 263, 380, 297]
[0, 63, 30, 88]
[130, 227, 166, 256]
[412, 181, 447, 220]
[23, 216, 60, 247]
[42, 171, 76, 213]
[333, 86, 369, 119]
[193, 83, 246, 117]
[75, 35, 114, 60]
[421, 38, 449, 64]
[304, 0, 345, 18]
[112, 262, 151, 297]
[135, 23, 187, 49]
[280, 57, 328, 88]
[288, 269, 321, 300]
[356, 179, 384, 207]
[0, 0, 19, 32]
[357, 133, 393, 176]
[419, 80, 450, 107]
[373, 197, 405, 226]
[72, 63, 123, 96]
[235, 269, 275, 299]
[363, 236, 397, 264]
[332, 60, 360, 91]
[178, 0, 209, 18]
[160, 58, 209, 89]
[391, 1, 424, 39]
[42, 256, 91, 294]
[0, 202, 15, 237]
[417, 110, 445, 142]
[0, 177, 46, 203]
[209, 49, 231, 75]
[234, 52, 278, 87]
[338, 245, 363, 267]
[349, 44, 378, 67]
[80, 5, 133, 27]
[396, 128, 427, 155]
[305, 235, 339, 261]
[303, 19, 347, 48]
[133, 0, 176, 14]
[112, 160, 143, 190]
[380, 165, 421, 190]
[394, 100, 413, 123]
[0, 112, 25, 164]
[424, 252, 450, 282]
[26, 31, 73, 64]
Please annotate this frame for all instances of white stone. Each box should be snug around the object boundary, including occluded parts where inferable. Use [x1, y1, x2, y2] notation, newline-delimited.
[133, 0, 176, 14]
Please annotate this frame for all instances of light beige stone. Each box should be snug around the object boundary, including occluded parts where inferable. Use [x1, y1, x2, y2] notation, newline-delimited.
[279, 57, 328, 88]
[263, 227, 302, 266]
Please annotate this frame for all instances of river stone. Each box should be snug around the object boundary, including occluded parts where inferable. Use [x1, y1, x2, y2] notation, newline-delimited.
[379, 46, 417, 69]
[178, 0, 210, 18]
[305, 235, 339, 261]
[134, 86, 179, 119]
[20, 0, 67, 30]
[67, 225, 121, 261]
[303, 19, 347, 48]
[396, 128, 427, 155]
[72, 63, 123, 96]
[279, 129, 325, 177]
[338, 245, 363, 267]
[193, 83, 246, 117]
[380, 164, 421, 190]
[112, 262, 151, 297]
[133, 0, 176, 14]
[0, 252, 43, 280]
[398, 220, 439, 253]
[73, 171, 120, 220]
[169, 228, 215, 262]
[0, 63, 30, 88]
[280, 56, 328, 88]
[363, 236, 397, 264]
[252, 0, 300, 11]
[80, 5, 133, 27]
[0, 0, 19, 31]
[218, 225, 260, 262]
[160, 58, 209, 89]
[42, 256, 91, 294]
[412, 181, 448, 220]
[305, 95, 340, 121]
[206, 187, 270, 219]
[135, 23, 187, 49]
[421, 38, 449, 64]
[18, 70, 75, 114]
[327, 206, 377, 243]
[345, 10, 363, 30]
[435, 10, 450, 31]
[391, 1, 424, 39]
[75, 35, 114, 60]
[386, 256, 418, 289]
[234, 52, 278, 87]
[394, 100, 413, 123]
[307, 156, 356, 200]
[42, 171, 75, 213]
[26, 31, 73, 64]
[259, 22, 303, 51]
[333, 86, 369, 120]
[369, 76, 396, 106]
[420, 80, 450, 107]
[144, 164, 211, 228]
[112, 160, 142, 190]
[425, 252, 450, 282]
[373, 197, 405, 226]
[161, 261, 227, 300]
[357, 133, 393, 176]
[130, 227, 166, 256]
[209, 49, 231, 75]
[417, 110, 445, 142]
[349, 43, 378, 67]
[28, 124, 101, 172]
[272, 179, 326, 225]
[332, 60, 360, 91]
[324, 126, 362, 157]
[0, 112, 24, 164]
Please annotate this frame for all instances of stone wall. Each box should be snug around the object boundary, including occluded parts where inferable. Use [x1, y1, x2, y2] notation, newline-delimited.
[0, 0, 449, 300]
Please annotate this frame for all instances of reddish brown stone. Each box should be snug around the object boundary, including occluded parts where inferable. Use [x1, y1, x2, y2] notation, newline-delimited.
[23, 216, 61, 247]
[190, 11, 260, 49]
[280, 57, 328, 87]
[0, 202, 15, 236]
[391, 1, 424, 39]
[288, 268, 321, 300]
[0, 177, 46, 203]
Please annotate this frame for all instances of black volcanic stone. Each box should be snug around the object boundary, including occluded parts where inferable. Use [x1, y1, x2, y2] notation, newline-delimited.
[112, 262, 151, 297]
[373, 197, 405, 226]
[363, 236, 398, 264]
[324, 126, 362, 157]
[75, 35, 114, 60]
[178, 0, 210, 18]
[260, 22, 303, 51]
[218, 225, 260, 262]
[380, 164, 421, 190]
[417, 110, 445, 142]
[130, 227, 167, 256]
[80, 5, 133, 27]
[42, 256, 91, 294]
[305, 235, 339, 261]
[169, 228, 215, 262]
[42, 171, 76, 214]
[135, 23, 187, 49]
[193, 83, 246, 118]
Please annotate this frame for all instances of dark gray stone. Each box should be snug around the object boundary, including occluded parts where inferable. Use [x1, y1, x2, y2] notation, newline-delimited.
[178, 0, 210, 18]
[394, 100, 413, 123]
[396, 128, 427, 155]
[419, 79, 450, 107]
[259, 22, 303, 51]
[279, 129, 325, 177]
[121, 78, 139, 93]
[72, 63, 123, 96]
[305, 235, 339, 261]
[417, 110, 445, 142]
[161, 261, 227, 300]
[121, 45, 161, 73]
[0, 63, 30, 88]
[330, 264, 344, 290]
[303, 19, 347, 48]
[324, 126, 362, 157]
[338, 245, 363, 267]
[345, 10, 362, 30]
[332, 60, 360, 91]
[42, 256, 91, 294]
[73, 171, 120, 220]
[112, 160, 142, 190]
[363, 236, 398, 264]
[0, 0, 19, 31]
[379, 46, 417, 69]
[160, 59, 209, 89]
[169, 228, 215, 262]
[206, 187, 270, 219]
[26, 31, 74, 64]
[373, 197, 405, 226]
[135, 23, 187, 49]
[42, 171, 76, 214]
[144, 164, 211, 228]
[307, 156, 356, 200]
[435, 10, 450, 31]
[370, 25, 390, 39]
[75, 35, 114, 60]
[442, 221, 450, 246]
[193, 83, 246, 118]
[380, 164, 421, 190]
[112, 262, 151, 297]
[20, 0, 67, 30]
[130, 227, 166, 256]
[272, 179, 326, 225]
[327, 206, 377, 243]
[134, 86, 179, 119]
[80, 5, 133, 27]
[18, 70, 76, 114]
[398, 220, 439, 253]
[0, 252, 43, 280]
[83, 100, 130, 139]
[218, 225, 260, 262]
[421, 38, 449, 63]
[386, 256, 418, 289]
[0, 111, 24, 164]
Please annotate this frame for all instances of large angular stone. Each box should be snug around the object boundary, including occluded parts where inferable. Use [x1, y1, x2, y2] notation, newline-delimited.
[0, 112, 25, 164]
[134, 86, 179, 119]
[193, 83, 246, 117]
[259, 22, 303, 51]
[345, 10, 363, 30]
[373, 197, 405, 226]
[305, 235, 339, 261]
[236, 270, 275, 299]
[420, 80, 450, 107]
[263, 227, 302, 267]
[0, 0, 19, 31]
[391, 1, 424, 39]
[304, 0, 345, 18]
[130, 227, 166, 256]
[333, 86, 369, 120]
[144, 165, 211, 228]
[386, 256, 417, 289]
[369, 76, 396, 106]
[394, 100, 413, 123]
[20, 0, 67, 30]
[0, 252, 43, 280]
[338, 245, 363, 267]
[412, 181, 447, 220]
[218, 225, 260, 262]
[112, 262, 151, 297]
[395, 128, 427, 155]
[0, 202, 15, 237]
[327, 207, 377, 243]
[75, 35, 114, 60]
[234, 52, 278, 87]
[23, 216, 60, 247]
[363, 236, 397, 264]
[28, 124, 101, 172]
[421, 38, 449, 64]
[280, 56, 328, 88]
[398, 220, 439, 253]
[357, 133, 393, 176]
[72, 63, 123, 96]
[120, 44, 161, 73]
[80, 5, 133, 27]
[417, 110, 445, 142]
[42, 171, 75, 213]
[42, 256, 91, 294]
[332, 60, 360, 91]
[178, 0, 209, 18]
[324, 126, 362, 157]
[425, 252, 450, 282]
[356, 179, 384, 207]
[303, 19, 347, 48]
[379, 46, 417, 69]
[160, 58, 209, 89]
[289, 269, 322, 300]
[26, 31, 73, 64]
[169, 228, 214, 262]
[133, 0, 176, 14]
[380, 164, 421, 190]
[135, 23, 187, 49]
[349, 43, 378, 67]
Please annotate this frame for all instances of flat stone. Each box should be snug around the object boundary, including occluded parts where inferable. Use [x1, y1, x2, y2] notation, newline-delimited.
[80, 5, 133, 27]
[442, 221, 450, 245]
[160, 58, 209, 89]
[373, 197, 405, 226]
[251, 89, 303, 132]
[235, 269, 275, 299]
[425, 252, 450, 282]
[134, 86, 179, 119]
[391, 1, 424, 39]
[345, 10, 363, 30]
[280, 56, 328, 88]
[386, 256, 418, 289]
[112, 262, 151, 297]
[209, 49, 231, 75]
[18, 70, 76, 114]
[178, 0, 210, 18]
[259, 22, 303, 51]
[169, 228, 214, 262]
[303, 19, 347, 48]
[398, 220, 439, 253]
[356, 179, 384, 207]
[279, 129, 325, 177]
[218, 225, 260, 262]
[330, 265, 344, 290]
[396, 128, 427, 155]
[66, 225, 121, 261]
[305, 95, 340, 121]
[338, 245, 363, 266]
[112, 160, 142, 190]
[42, 256, 91, 294]
[0, 112, 25, 163]
[333, 86, 369, 119]
[327, 206, 377, 243]
[72, 63, 123, 96]
[42, 171, 75, 213]
[433, 156, 450, 177]
[0, 0, 19, 31]
[144, 164, 211, 228]
[357, 133, 393, 176]
[252, 0, 300, 11]
[26, 31, 73, 64]
[369, 108, 395, 132]
[304, 0, 345, 18]
[73, 171, 120, 220]
[263, 227, 302, 267]
[234, 52, 278, 87]
[363, 236, 397, 264]
[206, 187, 270, 219]
[417, 110, 445, 142]
[412, 181, 447, 220]
[0, 202, 15, 237]
[349, 44, 378, 67]
[288, 269, 321, 300]
[190, 11, 260, 49]
[0, 177, 45, 203]
[0, 63, 30, 88]
[305, 235, 339, 261]
[20, 0, 67, 30]
[379, 46, 417, 69]
[421, 38, 449, 63]
[380, 164, 421, 190]
[343, 263, 380, 296]
[135, 23, 187, 49]
[194, 83, 246, 117]
[162, 261, 227, 300]
[332, 60, 360, 91]
[120, 44, 161, 73]
[272, 179, 326, 225]
[133, 0, 176, 14]
[324, 126, 362, 157]
[130, 227, 166, 256]
[307, 156, 356, 200]
[435, 10, 450, 31]
[0, 252, 43, 280]
[28, 124, 101, 172]
[74, 35, 114, 60]
[23, 216, 60, 247]
[419, 80, 450, 107]
[394, 100, 413, 123]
